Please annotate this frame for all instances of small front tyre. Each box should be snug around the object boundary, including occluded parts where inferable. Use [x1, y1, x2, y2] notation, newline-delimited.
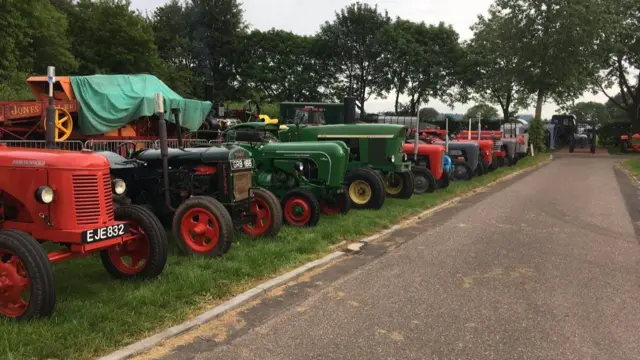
[384, 171, 415, 199]
[0, 230, 56, 321]
[172, 196, 234, 257]
[452, 162, 473, 181]
[241, 188, 283, 237]
[101, 205, 168, 280]
[320, 191, 352, 215]
[281, 188, 321, 227]
[411, 167, 436, 194]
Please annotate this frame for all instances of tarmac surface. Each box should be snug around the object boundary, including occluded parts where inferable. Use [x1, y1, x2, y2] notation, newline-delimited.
[149, 155, 640, 360]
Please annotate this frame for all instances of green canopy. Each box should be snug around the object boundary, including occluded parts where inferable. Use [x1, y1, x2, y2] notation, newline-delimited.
[70, 74, 212, 135]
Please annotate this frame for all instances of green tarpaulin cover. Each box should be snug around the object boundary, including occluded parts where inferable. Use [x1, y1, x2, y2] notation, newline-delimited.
[70, 74, 212, 135]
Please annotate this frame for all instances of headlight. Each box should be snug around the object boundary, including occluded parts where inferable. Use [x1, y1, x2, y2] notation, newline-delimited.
[388, 155, 395, 163]
[35, 186, 54, 204]
[112, 179, 126, 195]
[295, 161, 304, 171]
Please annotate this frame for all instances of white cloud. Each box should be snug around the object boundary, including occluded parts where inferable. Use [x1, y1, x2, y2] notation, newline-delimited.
[131, 0, 610, 118]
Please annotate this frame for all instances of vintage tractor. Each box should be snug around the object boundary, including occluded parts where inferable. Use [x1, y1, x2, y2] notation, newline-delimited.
[0, 77, 169, 320]
[403, 130, 448, 194]
[621, 133, 640, 153]
[223, 126, 351, 227]
[419, 129, 492, 176]
[415, 130, 479, 181]
[104, 97, 282, 257]
[457, 130, 515, 167]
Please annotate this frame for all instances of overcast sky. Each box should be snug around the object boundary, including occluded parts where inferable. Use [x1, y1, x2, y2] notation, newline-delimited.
[131, 0, 607, 118]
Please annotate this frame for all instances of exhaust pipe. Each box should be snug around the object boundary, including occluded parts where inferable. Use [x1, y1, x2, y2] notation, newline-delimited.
[156, 93, 175, 212]
[343, 96, 356, 124]
[45, 66, 56, 149]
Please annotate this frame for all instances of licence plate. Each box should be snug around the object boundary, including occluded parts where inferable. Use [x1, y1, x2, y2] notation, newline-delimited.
[82, 224, 130, 243]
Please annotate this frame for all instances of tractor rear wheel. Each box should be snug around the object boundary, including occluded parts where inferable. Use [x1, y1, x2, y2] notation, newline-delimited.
[320, 191, 352, 215]
[384, 171, 415, 199]
[172, 197, 233, 257]
[489, 155, 499, 170]
[452, 162, 473, 181]
[102, 205, 168, 278]
[0, 230, 55, 321]
[281, 188, 321, 227]
[345, 168, 386, 210]
[241, 188, 282, 237]
[412, 166, 436, 194]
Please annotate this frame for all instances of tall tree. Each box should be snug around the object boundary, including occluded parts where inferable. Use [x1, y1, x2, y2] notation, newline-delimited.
[492, 0, 610, 121]
[189, 0, 247, 101]
[568, 101, 611, 125]
[57, 0, 159, 75]
[419, 107, 439, 123]
[238, 30, 325, 102]
[465, 104, 499, 121]
[595, 0, 640, 129]
[317, 2, 392, 113]
[383, 20, 463, 115]
[467, 9, 530, 122]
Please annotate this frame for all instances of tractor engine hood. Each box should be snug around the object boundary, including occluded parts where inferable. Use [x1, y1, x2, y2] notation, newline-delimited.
[299, 123, 406, 139]
[0, 145, 109, 170]
[130, 144, 252, 165]
[258, 141, 348, 159]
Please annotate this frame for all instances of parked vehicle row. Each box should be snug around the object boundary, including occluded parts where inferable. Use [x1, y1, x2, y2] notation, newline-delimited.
[0, 74, 529, 322]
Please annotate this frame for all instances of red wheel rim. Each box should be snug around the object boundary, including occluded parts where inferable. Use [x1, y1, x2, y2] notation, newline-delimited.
[284, 196, 312, 226]
[242, 197, 273, 236]
[179, 208, 220, 253]
[320, 196, 344, 215]
[0, 250, 30, 318]
[106, 223, 150, 275]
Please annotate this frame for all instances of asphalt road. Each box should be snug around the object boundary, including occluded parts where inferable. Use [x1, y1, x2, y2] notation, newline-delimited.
[155, 156, 640, 360]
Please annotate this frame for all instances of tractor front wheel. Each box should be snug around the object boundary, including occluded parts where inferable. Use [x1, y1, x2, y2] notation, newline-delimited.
[384, 171, 415, 199]
[489, 156, 499, 170]
[452, 162, 473, 181]
[345, 168, 386, 210]
[436, 170, 450, 189]
[281, 189, 321, 227]
[0, 230, 56, 320]
[241, 188, 282, 237]
[172, 197, 234, 257]
[101, 205, 168, 279]
[411, 166, 436, 194]
[320, 191, 352, 215]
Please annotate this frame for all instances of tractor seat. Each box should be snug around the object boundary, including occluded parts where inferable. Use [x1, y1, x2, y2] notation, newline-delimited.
[133, 147, 231, 163]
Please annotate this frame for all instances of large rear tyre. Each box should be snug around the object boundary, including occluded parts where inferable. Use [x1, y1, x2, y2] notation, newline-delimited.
[172, 197, 234, 257]
[345, 168, 386, 210]
[320, 191, 352, 215]
[241, 188, 282, 237]
[0, 230, 56, 320]
[452, 162, 473, 181]
[384, 171, 415, 199]
[436, 170, 450, 189]
[412, 166, 436, 194]
[101, 205, 168, 279]
[489, 155, 499, 170]
[281, 188, 321, 227]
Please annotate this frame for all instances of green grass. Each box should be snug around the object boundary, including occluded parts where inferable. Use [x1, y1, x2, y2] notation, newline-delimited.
[621, 157, 640, 177]
[0, 154, 548, 360]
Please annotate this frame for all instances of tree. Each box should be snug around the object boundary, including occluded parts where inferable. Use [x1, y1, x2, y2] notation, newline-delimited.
[1, 0, 77, 79]
[238, 30, 325, 102]
[492, 0, 610, 121]
[419, 107, 439, 123]
[57, 0, 159, 75]
[465, 104, 499, 121]
[383, 20, 463, 115]
[595, 0, 640, 129]
[189, 0, 247, 101]
[569, 101, 611, 125]
[317, 2, 392, 113]
[467, 10, 530, 122]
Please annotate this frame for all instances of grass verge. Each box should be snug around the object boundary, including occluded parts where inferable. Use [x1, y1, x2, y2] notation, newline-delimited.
[621, 157, 640, 177]
[0, 154, 548, 360]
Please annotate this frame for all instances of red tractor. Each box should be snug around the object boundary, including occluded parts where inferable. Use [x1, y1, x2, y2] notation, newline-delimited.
[620, 133, 640, 153]
[457, 130, 509, 169]
[404, 130, 449, 193]
[0, 91, 169, 320]
[419, 129, 495, 175]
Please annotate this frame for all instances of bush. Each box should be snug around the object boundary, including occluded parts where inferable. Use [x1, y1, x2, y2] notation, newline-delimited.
[597, 120, 631, 147]
[528, 118, 546, 152]
[0, 72, 33, 100]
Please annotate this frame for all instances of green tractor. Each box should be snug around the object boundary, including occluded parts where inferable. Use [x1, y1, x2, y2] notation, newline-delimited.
[226, 128, 351, 227]
[229, 97, 415, 209]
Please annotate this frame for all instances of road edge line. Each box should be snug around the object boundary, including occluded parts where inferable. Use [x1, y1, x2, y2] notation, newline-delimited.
[98, 154, 551, 360]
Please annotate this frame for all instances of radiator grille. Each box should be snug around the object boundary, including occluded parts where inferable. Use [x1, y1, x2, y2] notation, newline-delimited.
[492, 141, 503, 152]
[72, 173, 113, 225]
[233, 171, 252, 201]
